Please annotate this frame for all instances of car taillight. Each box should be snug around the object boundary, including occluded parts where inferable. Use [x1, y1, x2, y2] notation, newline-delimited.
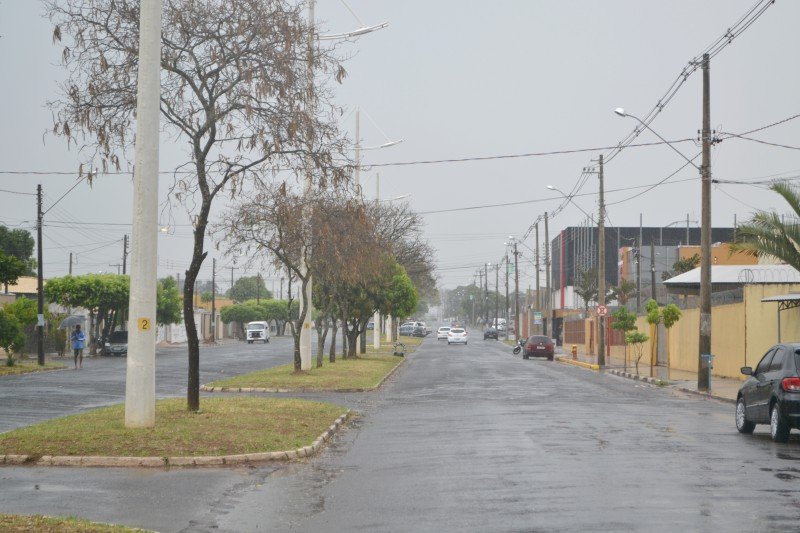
[782, 377, 800, 392]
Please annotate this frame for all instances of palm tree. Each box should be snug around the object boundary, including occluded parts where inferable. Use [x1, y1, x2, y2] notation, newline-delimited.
[732, 182, 800, 270]
[610, 279, 637, 305]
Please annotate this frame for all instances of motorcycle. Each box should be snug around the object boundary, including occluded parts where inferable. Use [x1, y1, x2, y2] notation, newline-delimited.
[512, 337, 527, 355]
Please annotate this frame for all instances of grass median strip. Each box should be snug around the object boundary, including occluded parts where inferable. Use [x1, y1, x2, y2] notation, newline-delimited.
[0, 514, 149, 532]
[0, 397, 346, 458]
[209, 355, 403, 392]
[0, 360, 66, 376]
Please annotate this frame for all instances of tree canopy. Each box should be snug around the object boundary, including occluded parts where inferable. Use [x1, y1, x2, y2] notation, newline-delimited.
[0, 226, 35, 275]
[228, 276, 272, 303]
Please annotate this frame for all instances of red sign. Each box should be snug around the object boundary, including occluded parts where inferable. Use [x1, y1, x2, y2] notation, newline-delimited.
[597, 305, 608, 317]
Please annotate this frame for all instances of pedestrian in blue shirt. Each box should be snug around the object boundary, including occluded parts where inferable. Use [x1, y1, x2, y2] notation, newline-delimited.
[71, 324, 86, 369]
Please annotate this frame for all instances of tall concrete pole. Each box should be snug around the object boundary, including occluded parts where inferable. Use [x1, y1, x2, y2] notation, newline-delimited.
[122, 234, 129, 275]
[125, 0, 161, 428]
[36, 184, 44, 366]
[544, 212, 550, 337]
[484, 262, 489, 326]
[535, 223, 540, 313]
[373, 172, 381, 350]
[650, 241, 657, 303]
[211, 258, 216, 342]
[494, 263, 499, 333]
[597, 155, 606, 367]
[637, 214, 643, 312]
[513, 242, 519, 338]
[698, 53, 712, 392]
[504, 251, 509, 336]
[298, 0, 316, 370]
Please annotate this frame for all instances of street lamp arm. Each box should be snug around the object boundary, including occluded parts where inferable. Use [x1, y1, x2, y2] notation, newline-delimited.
[360, 139, 404, 151]
[614, 108, 700, 171]
[546, 185, 592, 219]
[318, 22, 389, 40]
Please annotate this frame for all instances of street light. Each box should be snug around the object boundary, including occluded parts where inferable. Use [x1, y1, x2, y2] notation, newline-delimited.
[616, 78, 713, 392]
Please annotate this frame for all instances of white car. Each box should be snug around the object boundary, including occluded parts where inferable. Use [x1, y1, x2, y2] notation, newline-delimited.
[447, 327, 468, 345]
[246, 321, 270, 344]
[437, 326, 451, 340]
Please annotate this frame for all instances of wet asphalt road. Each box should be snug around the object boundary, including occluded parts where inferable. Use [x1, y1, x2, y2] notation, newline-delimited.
[3, 337, 800, 531]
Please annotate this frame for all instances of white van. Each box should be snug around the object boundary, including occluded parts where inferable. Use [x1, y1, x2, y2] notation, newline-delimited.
[246, 321, 270, 344]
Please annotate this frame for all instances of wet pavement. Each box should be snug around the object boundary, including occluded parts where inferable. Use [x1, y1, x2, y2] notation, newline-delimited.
[3, 336, 800, 531]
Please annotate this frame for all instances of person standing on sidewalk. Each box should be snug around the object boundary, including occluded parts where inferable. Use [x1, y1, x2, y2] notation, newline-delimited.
[71, 324, 86, 369]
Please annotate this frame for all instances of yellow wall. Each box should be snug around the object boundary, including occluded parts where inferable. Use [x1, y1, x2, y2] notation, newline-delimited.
[678, 243, 757, 266]
[743, 284, 800, 368]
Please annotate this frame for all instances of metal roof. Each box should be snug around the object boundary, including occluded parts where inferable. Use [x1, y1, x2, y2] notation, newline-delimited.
[762, 294, 800, 303]
[664, 265, 800, 286]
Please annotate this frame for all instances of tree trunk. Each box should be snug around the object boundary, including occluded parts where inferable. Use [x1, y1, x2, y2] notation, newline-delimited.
[329, 318, 337, 363]
[317, 322, 328, 368]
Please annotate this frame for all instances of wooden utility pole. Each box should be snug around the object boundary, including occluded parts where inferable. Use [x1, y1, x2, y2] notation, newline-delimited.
[698, 53, 712, 391]
[513, 242, 519, 337]
[69, 252, 73, 275]
[504, 252, 509, 335]
[650, 241, 657, 303]
[484, 262, 489, 326]
[535, 222, 541, 314]
[544, 212, 550, 337]
[494, 263, 499, 332]
[597, 155, 606, 367]
[122, 234, 128, 275]
[36, 184, 44, 366]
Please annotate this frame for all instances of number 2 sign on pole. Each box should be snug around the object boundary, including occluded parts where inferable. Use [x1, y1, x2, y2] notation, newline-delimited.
[138, 317, 152, 331]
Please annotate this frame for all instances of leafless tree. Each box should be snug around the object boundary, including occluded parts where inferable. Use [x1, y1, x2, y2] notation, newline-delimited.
[45, 0, 349, 410]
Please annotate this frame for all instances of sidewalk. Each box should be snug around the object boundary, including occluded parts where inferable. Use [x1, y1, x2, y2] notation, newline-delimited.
[555, 349, 742, 404]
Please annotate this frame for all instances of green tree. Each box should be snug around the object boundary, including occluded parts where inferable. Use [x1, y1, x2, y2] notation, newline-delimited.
[625, 330, 650, 374]
[0, 251, 27, 292]
[662, 253, 701, 281]
[731, 182, 800, 269]
[228, 276, 272, 303]
[610, 279, 636, 305]
[220, 303, 264, 338]
[0, 309, 25, 366]
[157, 278, 182, 326]
[0, 226, 35, 275]
[574, 268, 599, 314]
[45, 274, 129, 353]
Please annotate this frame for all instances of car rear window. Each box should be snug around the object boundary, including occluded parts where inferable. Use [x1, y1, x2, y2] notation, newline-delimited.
[529, 335, 550, 343]
[109, 331, 128, 343]
[451, 328, 465, 334]
[438, 327, 450, 331]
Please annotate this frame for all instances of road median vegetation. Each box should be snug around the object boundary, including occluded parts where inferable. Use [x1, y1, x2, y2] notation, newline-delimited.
[0, 514, 147, 532]
[0, 359, 66, 377]
[0, 397, 345, 458]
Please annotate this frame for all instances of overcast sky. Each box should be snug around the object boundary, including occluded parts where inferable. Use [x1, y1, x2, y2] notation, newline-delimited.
[1, 1, 798, 295]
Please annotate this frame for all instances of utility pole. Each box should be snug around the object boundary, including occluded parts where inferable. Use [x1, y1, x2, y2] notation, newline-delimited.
[484, 262, 489, 327]
[210, 258, 217, 342]
[597, 155, 606, 367]
[125, 0, 161, 427]
[504, 252, 509, 337]
[535, 222, 541, 314]
[69, 252, 73, 276]
[635, 236, 641, 312]
[513, 241, 520, 339]
[229, 267, 235, 300]
[494, 263, 499, 334]
[544, 212, 550, 337]
[698, 53, 712, 392]
[36, 184, 44, 366]
[257, 273, 262, 304]
[122, 234, 129, 275]
[298, 0, 316, 369]
[650, 241, 657, 303]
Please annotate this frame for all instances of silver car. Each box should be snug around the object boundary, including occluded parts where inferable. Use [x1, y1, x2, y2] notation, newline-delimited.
[447, 327, 468, 345]
[437, 326, 451, 340]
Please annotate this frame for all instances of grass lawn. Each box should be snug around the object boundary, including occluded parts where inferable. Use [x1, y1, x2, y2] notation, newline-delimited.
[209, 355, 403, 391]
[0, 397, 346, 458]
[0, 514, 148, 532]
[0, 359, 66, 377]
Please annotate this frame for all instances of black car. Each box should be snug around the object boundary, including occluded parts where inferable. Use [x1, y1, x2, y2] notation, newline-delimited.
[103, 330, 128, 356]
[483, 327, 498, 340]
[736, 343, 800, 442]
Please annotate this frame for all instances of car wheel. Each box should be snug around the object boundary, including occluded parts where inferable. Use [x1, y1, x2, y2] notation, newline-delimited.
[448, 342, 451, 345]
[736, 397, 755, 434]
[547, 355, 554, 361]
[513, 346, 521, 355]
[247, 340, 253, 344]
[771, 403, 791, 443]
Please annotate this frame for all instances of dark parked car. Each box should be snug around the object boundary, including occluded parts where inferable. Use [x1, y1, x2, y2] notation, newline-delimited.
[483, 327, 498, 340]
[103, 330, 128, 356]
[736, 343, 800, 442]
[524, 335, 554, 361]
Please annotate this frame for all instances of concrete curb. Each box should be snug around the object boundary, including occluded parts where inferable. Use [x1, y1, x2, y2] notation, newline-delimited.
[555, 357, 600, 371]
[201, 356, 406, 394]
[606, 369, 735, 404]
[0, 410, 351, 468]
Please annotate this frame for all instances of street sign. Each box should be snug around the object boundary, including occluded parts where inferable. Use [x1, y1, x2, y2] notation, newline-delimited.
[533, 311, 543, 325]
[597, 305, 608, 317]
